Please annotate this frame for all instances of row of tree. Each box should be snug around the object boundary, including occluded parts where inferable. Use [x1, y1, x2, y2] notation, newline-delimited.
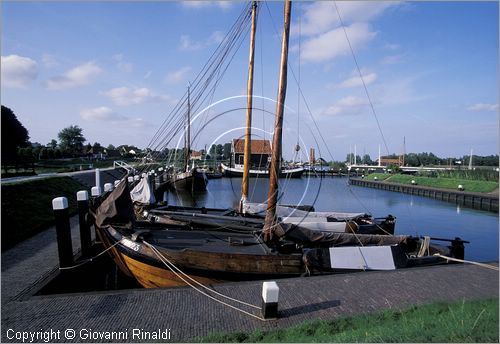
[1, 106, 143, 164]
[345, 152, 498, 167]
[2, 105, 498, 167]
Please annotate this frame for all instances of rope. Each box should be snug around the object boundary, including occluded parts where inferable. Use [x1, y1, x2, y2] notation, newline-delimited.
[58, 240, 121, 270]
[433, 254, 499, 271]
[143, 240, 266, 321]
[333, 1, 390, 156]
[417, 236, 430, 257]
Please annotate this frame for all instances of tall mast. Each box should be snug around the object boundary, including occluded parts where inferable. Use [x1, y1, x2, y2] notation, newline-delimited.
[185, 84, 191, 172]
[263, 0, 292, 241]
[468, 148, 473, 170]
[240, 1, 258, 211]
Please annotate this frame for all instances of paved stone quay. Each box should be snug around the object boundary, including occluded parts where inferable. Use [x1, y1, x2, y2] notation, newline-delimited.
[2, 220, 498, 343]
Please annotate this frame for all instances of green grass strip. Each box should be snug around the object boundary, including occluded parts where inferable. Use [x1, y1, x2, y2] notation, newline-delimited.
[366, 173, 498, 193]
[1, 176, 87, 249]
[197, 298, 498, 343]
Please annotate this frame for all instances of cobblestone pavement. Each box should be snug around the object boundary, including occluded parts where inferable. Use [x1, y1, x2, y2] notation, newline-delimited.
[2, 222, 498, 343]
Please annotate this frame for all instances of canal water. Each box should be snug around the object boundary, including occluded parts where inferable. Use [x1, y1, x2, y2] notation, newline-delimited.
[165, 176, 499, 262]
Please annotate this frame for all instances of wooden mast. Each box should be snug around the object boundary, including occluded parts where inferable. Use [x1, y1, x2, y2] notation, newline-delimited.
[263, 0, 291, 241]
[185, 85, 191, 172]
[240, 1, 258, 212]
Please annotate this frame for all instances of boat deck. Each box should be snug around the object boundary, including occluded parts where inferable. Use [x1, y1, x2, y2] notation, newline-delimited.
[2, 217, 498, 342]
[144, 228, 270, 255]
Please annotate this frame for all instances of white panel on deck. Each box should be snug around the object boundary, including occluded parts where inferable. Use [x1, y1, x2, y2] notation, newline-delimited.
[329, 246, 396, 270]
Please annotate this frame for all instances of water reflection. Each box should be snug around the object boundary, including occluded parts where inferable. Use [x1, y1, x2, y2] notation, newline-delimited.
[164, 177, 499, 262]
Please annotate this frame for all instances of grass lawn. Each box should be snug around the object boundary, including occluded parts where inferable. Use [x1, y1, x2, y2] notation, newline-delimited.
[198, 298, 498, 343]
[1, 176, 87, 250]
[366, 173, 498, 193]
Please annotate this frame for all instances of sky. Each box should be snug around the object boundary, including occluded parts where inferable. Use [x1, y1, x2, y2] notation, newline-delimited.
[1, 1, 498, 162]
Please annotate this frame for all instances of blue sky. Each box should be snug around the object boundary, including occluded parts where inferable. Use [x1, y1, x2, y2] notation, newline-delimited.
[1, 1, 498, 161]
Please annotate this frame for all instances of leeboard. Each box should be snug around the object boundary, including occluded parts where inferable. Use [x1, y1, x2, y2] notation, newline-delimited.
[329, 246, 396, 270]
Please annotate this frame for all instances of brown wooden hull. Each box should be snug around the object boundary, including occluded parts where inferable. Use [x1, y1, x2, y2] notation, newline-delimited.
[97, 224, 305, 288]
[121, 254, 220, 288]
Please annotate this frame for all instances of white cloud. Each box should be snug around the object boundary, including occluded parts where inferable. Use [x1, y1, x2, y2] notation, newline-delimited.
[323, 96, 369, 116]
[41, 53, 59, 68]
[384, 43, 400, 51]
[80, 106, 126, 121]
[102, 86, 173, 106]
[182, 1, 231, 10]
[381, 54, 405, 65]
[179, 30, 226, 51]
[208, 31, 225, 45]
[296, 1, 399, 37]
[1, 54, 38, 88]
[179, 35, 204, 51]
[165, 66, 191, 84]
[336, 71, 377, 88]
[467, 103, 499, 112]
[301, 23, 377, 63]
[112, 54, 133, 73]
[46, 61, 101, 90]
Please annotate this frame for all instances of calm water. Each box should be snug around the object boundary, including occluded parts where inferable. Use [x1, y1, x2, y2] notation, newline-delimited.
[164, 176, 499, 262]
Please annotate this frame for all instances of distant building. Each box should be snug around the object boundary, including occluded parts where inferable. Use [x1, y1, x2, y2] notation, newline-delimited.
[377, 157, 402, 166]
[190, 150, 203, 160]
[231, 139, 272, 168]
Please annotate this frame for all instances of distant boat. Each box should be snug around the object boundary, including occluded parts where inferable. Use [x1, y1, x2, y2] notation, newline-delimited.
[221, 138, 304, 178]
[166, 85, 208, 192]
[169, 167, 208, 191]
[221, 162, 304, 178]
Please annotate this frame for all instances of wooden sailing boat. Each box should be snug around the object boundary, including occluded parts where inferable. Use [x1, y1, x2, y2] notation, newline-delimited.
[168, 85, 208, 192]
[91, 1, 467, 289]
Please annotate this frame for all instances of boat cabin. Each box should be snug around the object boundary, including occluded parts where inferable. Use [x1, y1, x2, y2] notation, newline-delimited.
[231, 139, 272, 168]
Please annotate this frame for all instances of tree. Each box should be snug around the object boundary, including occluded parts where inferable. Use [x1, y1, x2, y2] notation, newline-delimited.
[58, 125, 85, 155]
[107, 144, 116, 151]
[48, 139, 58, 149]
[222, 143, 232, 160]
[84, 143, 92, 154]
[1, 106, 30, 163]
[362, 154, 373, 165]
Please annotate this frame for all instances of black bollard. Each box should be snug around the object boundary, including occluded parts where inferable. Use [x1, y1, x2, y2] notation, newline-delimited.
[52, 197, 74, 268]
[261, 281, 279, 319]
[77, 191, 92, 258]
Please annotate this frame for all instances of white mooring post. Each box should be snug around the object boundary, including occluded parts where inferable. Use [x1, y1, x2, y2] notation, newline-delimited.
[95, 168, 101, 190]
[52, 197, 74, 268]
[104, 183, 114, 192]
[91, 186, 102, 197]
[261, 281, 279, 319]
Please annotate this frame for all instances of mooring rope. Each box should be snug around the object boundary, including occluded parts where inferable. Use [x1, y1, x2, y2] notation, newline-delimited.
[417, 236, 430, 257]
[143, 240, 266, 321]
[58, 240, 121, 270]
[433, 254, 499, 271]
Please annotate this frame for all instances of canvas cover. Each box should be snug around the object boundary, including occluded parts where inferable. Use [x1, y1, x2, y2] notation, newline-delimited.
[283, 223, 409, 247]
[94, 180, 135, 230]
[244, 202, 368, 220]
[130, 176, 156, 205]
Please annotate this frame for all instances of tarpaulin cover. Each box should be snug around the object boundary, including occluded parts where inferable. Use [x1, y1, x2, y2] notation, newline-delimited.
[283, 223, 409, 247]
[130, 177, 156, 205]
[95, 180, 135, 230]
